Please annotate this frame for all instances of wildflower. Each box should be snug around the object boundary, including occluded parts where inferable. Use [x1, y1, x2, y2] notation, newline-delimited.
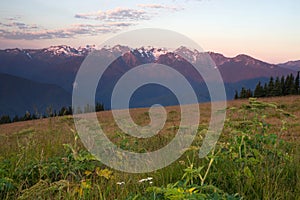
[138, 177, 153, 183]
[138, 178, 147, 183]
[179, 160, 185, 165]
[81, 180, 91, 189]
[84, 170, 92, 176]
[187, 187, 196, 194]
[96, 168, 113, 180]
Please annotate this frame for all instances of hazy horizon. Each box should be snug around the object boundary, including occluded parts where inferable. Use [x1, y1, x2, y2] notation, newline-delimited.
[1, 0, 299, 63]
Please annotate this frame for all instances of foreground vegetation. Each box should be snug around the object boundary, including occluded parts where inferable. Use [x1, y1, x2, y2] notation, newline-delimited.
[0, 97, 300, 199]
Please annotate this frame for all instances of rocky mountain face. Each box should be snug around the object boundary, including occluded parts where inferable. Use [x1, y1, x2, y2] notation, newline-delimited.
[0, 45, 297, 116]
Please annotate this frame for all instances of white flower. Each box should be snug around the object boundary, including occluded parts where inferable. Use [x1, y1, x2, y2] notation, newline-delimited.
[138, 177, 153, 183]
[138, 179, 147, 183]
[117, 181, 125, 185]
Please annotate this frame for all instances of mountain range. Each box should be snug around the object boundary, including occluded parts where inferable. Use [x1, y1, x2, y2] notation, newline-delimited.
[0, 45, 298, 117]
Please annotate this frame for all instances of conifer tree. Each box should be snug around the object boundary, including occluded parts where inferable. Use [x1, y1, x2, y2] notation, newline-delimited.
[234, 90, 239, 99]
[0, 115, 11, 124]
[246, 89, 253, 98]
[254, 81, 264, 97]
[289, 74, 296, 95]
[239, 87, 247, 98]
[267, 77, 274, 96]
[96, 102, 105, 112]
[281, 75, 286, 95]
[295, 71, 300, 94]
[13, 115, 19, 122]
[273, 77, 281, 96]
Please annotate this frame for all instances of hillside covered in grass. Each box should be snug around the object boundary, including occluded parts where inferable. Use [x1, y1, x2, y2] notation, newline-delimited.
[0, 96, 300, 199]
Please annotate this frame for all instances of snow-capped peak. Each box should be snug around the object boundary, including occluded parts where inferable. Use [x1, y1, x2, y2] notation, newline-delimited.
[78, 44, 96, 53]
[43, 45, 97, 56]
[101, 45, 131, 55]
[43, 45, 79, 56]
[4, 48, 21, 54]
[174, 46, 201, 63]
[132, 47, 171, 60]
[152, 48, 169, 59]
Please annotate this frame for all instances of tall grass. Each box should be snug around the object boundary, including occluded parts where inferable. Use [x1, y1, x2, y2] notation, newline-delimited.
[0, 98, 299, 199]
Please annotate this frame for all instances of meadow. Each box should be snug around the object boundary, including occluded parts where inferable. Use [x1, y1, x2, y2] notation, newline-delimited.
[0, 96, 300, 199]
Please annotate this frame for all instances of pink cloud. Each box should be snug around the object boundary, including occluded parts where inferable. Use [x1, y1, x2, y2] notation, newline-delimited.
[75, 7, 150, 21]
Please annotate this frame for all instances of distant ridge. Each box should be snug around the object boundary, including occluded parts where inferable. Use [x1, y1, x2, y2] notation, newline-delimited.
[0, 73, 71, 117]
[0, 45, 298, 116]
[279, 60, 300, 72]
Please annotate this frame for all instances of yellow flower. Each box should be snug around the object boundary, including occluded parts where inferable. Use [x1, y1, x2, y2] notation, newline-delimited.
[79, 188, 83, 197]
[177, 188, 184, 193]
[75, 186, 83, 197]
[84, 170, 92, 176]
[96, 168, 113, 180]
[187, 187, 196, 194]
[81, 180, 91, 189]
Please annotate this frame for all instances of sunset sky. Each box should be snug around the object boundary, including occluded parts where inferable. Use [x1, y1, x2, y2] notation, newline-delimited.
[0, 0, 299, 63]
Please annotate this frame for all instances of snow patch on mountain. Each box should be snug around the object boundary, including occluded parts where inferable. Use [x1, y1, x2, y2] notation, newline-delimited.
[26, 52, 32, 59]
[41, 45, 97, 57]
[43, 45, 80, 56]
[152, 48, 169, 59]
[174, 46, 204, 63]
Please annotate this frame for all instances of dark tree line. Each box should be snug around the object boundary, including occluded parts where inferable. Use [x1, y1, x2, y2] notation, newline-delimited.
[0, 102, 105, 125]
[235, 72, 300, 99]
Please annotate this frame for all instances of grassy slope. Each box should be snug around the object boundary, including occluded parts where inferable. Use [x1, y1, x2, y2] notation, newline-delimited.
[0, 96, 300, 199]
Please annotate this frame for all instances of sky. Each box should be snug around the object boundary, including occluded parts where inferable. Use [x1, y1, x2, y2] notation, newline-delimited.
[0, 0, 299, 63]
